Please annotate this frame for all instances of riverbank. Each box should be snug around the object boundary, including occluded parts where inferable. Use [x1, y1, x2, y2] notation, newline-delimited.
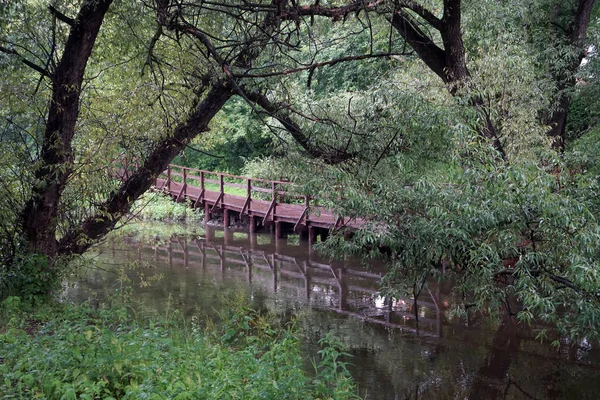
[0, 295, 359, 399]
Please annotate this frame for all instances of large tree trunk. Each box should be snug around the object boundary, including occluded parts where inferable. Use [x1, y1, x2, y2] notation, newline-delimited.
[546, 0, 595, 151]
[20, 0, 114, 256]
[57, 85, 233, 256]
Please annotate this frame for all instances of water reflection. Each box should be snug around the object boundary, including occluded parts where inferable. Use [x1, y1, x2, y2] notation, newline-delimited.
[69, 225, 600, 400]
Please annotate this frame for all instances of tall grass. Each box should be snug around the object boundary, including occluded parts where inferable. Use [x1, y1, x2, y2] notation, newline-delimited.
[130, 192, 203, 222]
[0, 295, 360, 399]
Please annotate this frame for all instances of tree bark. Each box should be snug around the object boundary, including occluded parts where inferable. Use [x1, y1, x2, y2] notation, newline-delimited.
[57, 85, 233, 256]
[20, 0, 114, 256]
[546, 0, 596, 151]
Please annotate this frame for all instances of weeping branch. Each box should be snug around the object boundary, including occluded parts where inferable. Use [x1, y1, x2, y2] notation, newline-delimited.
[244, 91, 355, 165]
[234, 52, 409, 79]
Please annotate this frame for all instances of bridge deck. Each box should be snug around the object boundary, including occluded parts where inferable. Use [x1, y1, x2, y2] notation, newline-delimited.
[152, 165, 361, 231]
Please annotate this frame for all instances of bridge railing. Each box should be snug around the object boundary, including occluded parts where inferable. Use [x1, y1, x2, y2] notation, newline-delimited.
[160, 164, 310, 207]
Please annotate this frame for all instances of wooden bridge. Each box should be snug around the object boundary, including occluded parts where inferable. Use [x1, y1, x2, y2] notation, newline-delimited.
[148, 164, 358, 241]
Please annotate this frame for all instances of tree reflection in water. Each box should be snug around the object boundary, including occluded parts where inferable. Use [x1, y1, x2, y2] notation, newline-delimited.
[68, 225, 600, 399]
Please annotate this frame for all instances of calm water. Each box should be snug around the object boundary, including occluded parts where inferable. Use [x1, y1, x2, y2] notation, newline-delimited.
[66, 223, 600, 399]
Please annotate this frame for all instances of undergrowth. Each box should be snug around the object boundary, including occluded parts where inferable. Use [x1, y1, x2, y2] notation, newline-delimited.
[130, 192, 203, 222]
[0, 294, 359, 399]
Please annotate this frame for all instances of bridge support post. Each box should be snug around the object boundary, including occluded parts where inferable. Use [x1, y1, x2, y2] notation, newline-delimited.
[224, 228, 233, 245]
[223, 209, 230, 227]
[204, 203, 211, 223]
[275, 226, 284, 254]
[299, 229, 308, 241]
[275, 221, 283, 239]
[205, 226, 215, 242]
[249, 216, 256, 233]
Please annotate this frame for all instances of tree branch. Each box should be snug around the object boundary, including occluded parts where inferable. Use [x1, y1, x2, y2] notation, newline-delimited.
[235, 52, 408, 79]
[279, 0, 383, 22]
[0, 45, 51, 78]
[48, 5, 75, 26]
[398, 0, 443, 31]
[244, 90, 354, 165]
[57, 84, 233, 255]
[389, 11, 448, 82]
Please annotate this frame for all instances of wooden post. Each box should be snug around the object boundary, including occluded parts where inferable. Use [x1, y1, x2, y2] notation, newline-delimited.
[300, 229, 308, 241]
[223, 209, 230, 227]
[204, 202, 211, 223]
[224, 228, 233, 245]
[200, 171, 205, 191]
[182, 168, 187, 199]
[304, 262, 311, 300]
[249, 232, 257, 249]
[246, 178, 251, 198]
[308, 226, 316, 257]
[219, 174, 224, 194]
[166, 165, 171, 193]
[272, 181, 277, 220]
[205, 226, 215, 241]
[249, 215, 256, 233]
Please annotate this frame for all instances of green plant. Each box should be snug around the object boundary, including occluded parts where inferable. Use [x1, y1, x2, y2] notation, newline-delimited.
[0, 253, 60, 303]
[0, 296, 362, 399]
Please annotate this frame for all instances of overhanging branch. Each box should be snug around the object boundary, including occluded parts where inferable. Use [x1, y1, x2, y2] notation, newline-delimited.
[244, 90, 354, 165]
[234, 52, 408, 79]
[48, 5, 75, 26]
[0, 45, 51, 78]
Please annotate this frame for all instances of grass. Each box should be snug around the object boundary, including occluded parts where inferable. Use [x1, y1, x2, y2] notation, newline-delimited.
[0, 294, 360, 399]
[130, 192, 203, 222]
[204, 182, 248, 197]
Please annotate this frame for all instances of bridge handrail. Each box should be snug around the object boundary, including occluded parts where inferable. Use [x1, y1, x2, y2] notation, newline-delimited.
[160, 163, 311, 207]
[164, 164, 293, 186]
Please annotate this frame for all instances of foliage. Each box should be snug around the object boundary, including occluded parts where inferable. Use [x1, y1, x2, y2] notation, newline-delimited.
[566, 84, 600, 142]
[1, 0, 599, 342]
[174, 98, 275, 174]
[129, 192, 203, 223]
[0, 253, 59, 303]
[0, 296, 360, 399]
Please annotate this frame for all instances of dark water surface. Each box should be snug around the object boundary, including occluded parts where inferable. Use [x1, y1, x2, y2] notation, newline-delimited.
[67, 224, 600, 399]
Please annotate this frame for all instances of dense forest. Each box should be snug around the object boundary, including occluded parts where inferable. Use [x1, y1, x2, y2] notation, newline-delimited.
[1, 0, 600, 343]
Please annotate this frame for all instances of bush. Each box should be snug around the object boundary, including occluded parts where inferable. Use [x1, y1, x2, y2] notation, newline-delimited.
[0, 253, 60, 304]
[130, 192, 203, 222]
[0, 297, 360, 399]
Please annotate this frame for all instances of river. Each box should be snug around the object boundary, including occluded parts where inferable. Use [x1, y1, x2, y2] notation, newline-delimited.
[65, 223, 600, 399]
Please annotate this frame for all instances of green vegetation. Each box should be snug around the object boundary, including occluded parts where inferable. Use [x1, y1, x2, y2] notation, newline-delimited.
[0, 0, 599, 349]
[130, 192, 203, 223]
[0, 296, 359, 399]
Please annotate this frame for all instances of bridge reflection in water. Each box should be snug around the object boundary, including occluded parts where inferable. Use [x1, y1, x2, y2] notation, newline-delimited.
[97, 226, 600, 399]
[114, 226, 456, 339]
